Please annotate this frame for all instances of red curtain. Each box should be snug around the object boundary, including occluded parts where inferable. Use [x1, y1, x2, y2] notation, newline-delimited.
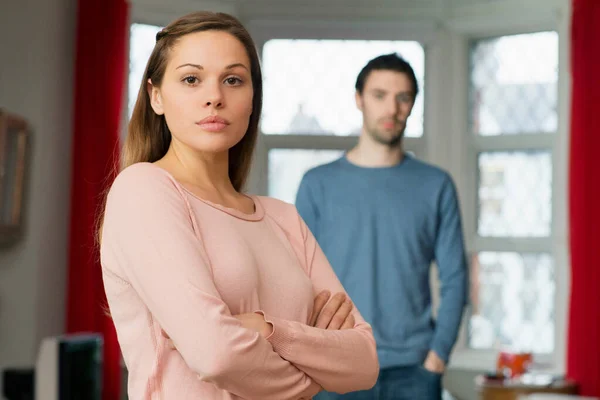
[568, 0, 600, 395]
[66, 0, 128, 399]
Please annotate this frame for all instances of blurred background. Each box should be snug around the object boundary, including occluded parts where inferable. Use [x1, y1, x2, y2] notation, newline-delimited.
[1, 0, 597, 399]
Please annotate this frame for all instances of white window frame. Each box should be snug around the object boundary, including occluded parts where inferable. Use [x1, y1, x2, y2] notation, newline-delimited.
[444, 3, 571, 374]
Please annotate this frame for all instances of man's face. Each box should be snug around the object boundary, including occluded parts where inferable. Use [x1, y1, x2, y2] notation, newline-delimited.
[355, 70, 415, 146]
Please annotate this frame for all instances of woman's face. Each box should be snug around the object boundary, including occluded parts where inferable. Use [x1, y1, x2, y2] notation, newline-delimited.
[149, 30, 254, 155]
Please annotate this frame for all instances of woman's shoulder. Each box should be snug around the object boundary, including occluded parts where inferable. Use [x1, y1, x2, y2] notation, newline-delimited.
[255, 195, 307, 235]
[255, 195, 298, 218]
[115, 162, 172, 182]
[108, 162, 183, 200]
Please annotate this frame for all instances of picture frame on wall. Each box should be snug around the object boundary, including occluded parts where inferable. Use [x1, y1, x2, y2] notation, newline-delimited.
[0, 109, 30, 245]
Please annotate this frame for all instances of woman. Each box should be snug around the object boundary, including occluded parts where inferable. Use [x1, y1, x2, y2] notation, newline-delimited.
[100, 11, 379, 400]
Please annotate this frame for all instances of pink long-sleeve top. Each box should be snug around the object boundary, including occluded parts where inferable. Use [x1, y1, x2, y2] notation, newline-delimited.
[99, 163, 379, 400]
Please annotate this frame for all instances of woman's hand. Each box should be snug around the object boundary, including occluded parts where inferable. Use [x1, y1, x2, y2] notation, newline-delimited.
[309, 290, 355, 330]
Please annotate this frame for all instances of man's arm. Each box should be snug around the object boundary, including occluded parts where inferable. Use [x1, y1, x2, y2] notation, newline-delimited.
[296, 172, 321, 237]
[429, 176, 469, 368]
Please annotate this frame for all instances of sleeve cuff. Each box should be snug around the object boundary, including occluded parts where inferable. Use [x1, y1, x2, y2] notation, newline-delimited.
[430, 341, 451, 364]
[254, 310, 296, 359]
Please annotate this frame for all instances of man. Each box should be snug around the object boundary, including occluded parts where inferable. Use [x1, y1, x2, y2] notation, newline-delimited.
[296, 53, 468, 400]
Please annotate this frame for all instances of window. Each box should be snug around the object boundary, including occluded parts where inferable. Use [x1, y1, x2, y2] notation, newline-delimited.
[268, 149, 344, 204]
[128, 23, 163, 119]
[470, 252, 554, 353]
[470, 32, 558, 136]
[478, 151, 552, 237]
[262, 39, 425, 138]
[467, 32, 559, 354]
[262, 39, 425, 202]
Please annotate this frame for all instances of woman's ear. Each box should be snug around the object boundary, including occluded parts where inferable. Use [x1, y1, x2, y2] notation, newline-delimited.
[148, 79, 165, 115]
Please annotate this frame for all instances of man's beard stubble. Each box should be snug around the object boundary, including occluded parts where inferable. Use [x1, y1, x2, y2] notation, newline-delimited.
[366, 124, 405, 148]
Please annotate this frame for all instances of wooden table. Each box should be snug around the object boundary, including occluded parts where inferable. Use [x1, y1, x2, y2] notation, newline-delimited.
[475, 375, 578, 400]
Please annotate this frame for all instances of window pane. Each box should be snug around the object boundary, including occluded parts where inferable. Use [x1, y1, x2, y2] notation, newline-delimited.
[469, 252, 554, 353]
[262, 39, 425, 137]
[268, 149, 344, 204]
[470, 32, 558, 136]
[129, 23, 163, 118]
[478, 151, 552, 237]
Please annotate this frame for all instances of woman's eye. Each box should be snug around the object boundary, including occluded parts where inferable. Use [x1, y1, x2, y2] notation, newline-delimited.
[225, 77, 242, 85]
[183, 76, 198, 85]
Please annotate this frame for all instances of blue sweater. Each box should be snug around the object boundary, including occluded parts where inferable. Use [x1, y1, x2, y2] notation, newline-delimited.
[296, 155, 468, 368]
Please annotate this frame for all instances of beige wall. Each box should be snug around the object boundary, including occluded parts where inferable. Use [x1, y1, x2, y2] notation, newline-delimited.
[0, 0, 77, 388]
